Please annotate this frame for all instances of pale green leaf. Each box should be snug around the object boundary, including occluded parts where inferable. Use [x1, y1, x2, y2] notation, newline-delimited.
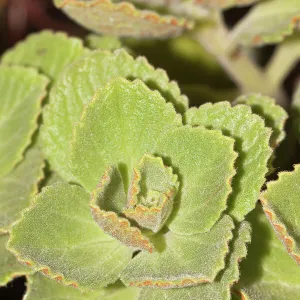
[53, 0, 192, 38]
[7, 183, 133, 291]
[90, 165, 154, 253]
[238, 205, 300, 299]
[25, 274, 140, 300]
[185, 102, 272, 221]
[193, 0, 260, 10]
[292, 81, 300, 139]
[0, 66, 48, 177]
[139, 221, 251, 300]
[42, 49, 188, 181]
[0, 148, 44, 232]
[121, 215, 234, 288]
[235, 94, 288, 149]
[0, 234, 33, 286]
[230, 0, 300, 46]
[123, 154, 179, 233]
[70, 78, 237, 234]
[261, 165, 300, 266]
[1, 30, 86, 82]
[85, 34, 122, 50]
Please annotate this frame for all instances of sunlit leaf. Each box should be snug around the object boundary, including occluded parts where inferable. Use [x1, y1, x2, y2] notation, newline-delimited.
[261, 165, 300, 266]
[85, 34, 122, 50]
[0, 148, 44, 232]
[53, 0, 192, 38]
[42, 49, 188, 181]
[0, 234, 33, 286]
[121, 215, 234, 288]
[185, 102, 272, 221]
[237, 205, 300, 299]
[7, 183, 133, 291]
[1, 30, 86, 82]
[139, 221, 251, 299]
[230, 0, 300, 46]
[0, 66, 48, 178]
[193, 0, 260, 10]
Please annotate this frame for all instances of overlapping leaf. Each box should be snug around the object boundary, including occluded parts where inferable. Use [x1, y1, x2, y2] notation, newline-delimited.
[237, 205, 300, 299]
[1, 30, 86, 82]
[85, 34, 122, 50]
[0, 148, 44, 232]
[70, 78, 237, 234]
[0, 234, 33, 286]
[185, 102, 272, 221]
[42, 49, 188, 181]
[261, 165, 300, 266]
[139, 221, 251, 299]
[292, 81, 300, 139]
[120, 215, 234, 288]
[230, 0, 300, 46]
[7, 183, 133, 291]
[0, 66, 48, 178]
[236, 94, 287, 148]
[193, 0, 260, 10]
[53, 0, 192, 38]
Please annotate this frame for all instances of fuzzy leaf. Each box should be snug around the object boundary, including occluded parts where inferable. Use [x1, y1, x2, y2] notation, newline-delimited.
[1, 30, 86, 82]
[0, 66, 48, 178]
[139, 221, 251, 299]
[193, 0, 260, 10]
[42, 49, 188, 181]
[238, 205, 300, 299]
[123, 154, 179, 233]
[53, 0, 192, 38]
[261, 165, 300, 266]
[230, 0, 300, 46]
[7, 183, 133, 291]
[90, 165, 154, 253]
[0, 148, 44, 232]
[85, 34, 122, 50]
[121, 215, 234, 288]
[236, 94, 288, 149]
[25, 274, 140, 300]
[70, 78, 237, 234]
[0, 234, 33, 286]
[185, 102, 272, 221]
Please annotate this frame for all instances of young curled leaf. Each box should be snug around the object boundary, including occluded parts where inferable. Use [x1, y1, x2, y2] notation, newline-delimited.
[53, 0, 193, 38]
[90, 166, 154, 253]
[123, 154, 179, 233]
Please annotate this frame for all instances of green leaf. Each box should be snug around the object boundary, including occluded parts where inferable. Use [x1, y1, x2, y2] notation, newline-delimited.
[42, 49, 188, 181]
[0, 66, 48, 178]
[185, 102, 272, 221]
[7, 183, 133, 291]
[139, 221, 251, 300]
[90, 165, 154, 253]
[70, 78, 237, 234]
[238, 205, 300, 299]
[261, 165, 300, 266]
[123, 154, 179, 233]
[121, 215, 234, 288]
[0, 147, 44, 232]
[235, 94, 288, 149]
[230, 0, 300, 46]
[85, 34, 122, 50]
[194, 0, 260, 10]
[1, 30, 86, 82]
[53, 0, 192, 38]
[25, 274, 140, 300]
[0, 234, 33, 286]
[292, 81, 300, 139]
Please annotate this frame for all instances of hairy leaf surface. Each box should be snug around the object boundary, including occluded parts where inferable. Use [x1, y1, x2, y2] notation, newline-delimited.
[42, 49, 188, 181]
[139, 221, 251, 299]
[0, 66, 48, 177]
[185, 102, 272, 221]
[7, 183, 133, 291]
[238, 205, 300, 299]
[85, 34, 122, 50]
[121, 215, 234, 288]
[230, 0, 300, 46]
[0, 148, 44, 232]
[1, 30, 86, 82]
[194, 0, 260, 9]
[261, 165, 300, 266]
[0, 234, 33, 286]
